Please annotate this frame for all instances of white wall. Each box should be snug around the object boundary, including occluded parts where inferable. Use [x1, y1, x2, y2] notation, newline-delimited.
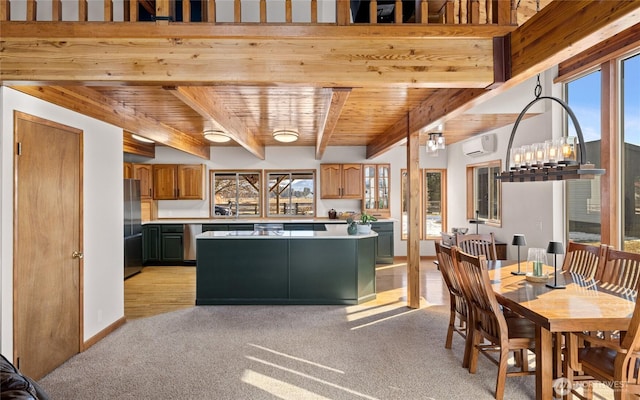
[0, 87, 124, 358]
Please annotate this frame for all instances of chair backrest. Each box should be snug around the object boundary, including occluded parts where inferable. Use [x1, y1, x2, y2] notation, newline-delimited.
[451, 246, 506, 344]
[435, 242, 465, 301]
[441, 232, 456, 247]
[455, 232, 498, 261]
[615, 279, 640, 383]
[561, 241, 607, 280]
[599, 248, 640, 293]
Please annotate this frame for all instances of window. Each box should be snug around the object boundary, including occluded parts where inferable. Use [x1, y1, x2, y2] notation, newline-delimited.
[210, 171, 262, 218]
[565, 70, 602, 244]
[466, 160, 501, 225]
[622, 53, 640, 252]
[266, 170, 316, 217]
[401, 169, 447, 240]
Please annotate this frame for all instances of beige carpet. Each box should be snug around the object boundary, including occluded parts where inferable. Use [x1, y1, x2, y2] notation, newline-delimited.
[37, 301, 545, 400]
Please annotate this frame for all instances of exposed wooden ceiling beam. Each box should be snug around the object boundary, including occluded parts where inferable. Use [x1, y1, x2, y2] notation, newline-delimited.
[315, 88, 351, 160]
[169, 86, 265, 160]
[366, 0, 640, 158]
[12, 86, 210, 159]
[0, 27, 495, 88]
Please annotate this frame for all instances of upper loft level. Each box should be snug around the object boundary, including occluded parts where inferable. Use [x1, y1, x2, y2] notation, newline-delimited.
[0, 0, 543, 26]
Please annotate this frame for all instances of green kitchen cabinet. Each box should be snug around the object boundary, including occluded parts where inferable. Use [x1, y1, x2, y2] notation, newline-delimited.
[143, 224, 183, 264]
[371, 221, 394, 264]
[143, 224, 161, 263]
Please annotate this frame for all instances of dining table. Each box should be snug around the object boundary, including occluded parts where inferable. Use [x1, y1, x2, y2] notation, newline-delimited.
[488, 260, 636, 400]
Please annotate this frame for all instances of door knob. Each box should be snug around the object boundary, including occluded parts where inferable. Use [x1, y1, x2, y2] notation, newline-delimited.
[72, 251, 84, 259]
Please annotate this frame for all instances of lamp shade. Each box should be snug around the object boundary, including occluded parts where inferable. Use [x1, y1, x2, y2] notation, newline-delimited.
[272, 129, 299, 143]
[511, 234, 527, 246]
[203, 129, 231, 143]
[546, 241, 564, 255]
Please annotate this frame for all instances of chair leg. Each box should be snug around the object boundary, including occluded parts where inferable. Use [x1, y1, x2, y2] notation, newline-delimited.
[468, 330, 481, 374]
[520, 349, 528, 372]
[462, 315, 474, 369]
[445, 300, 456, 349]
[494, 347, 509, 400]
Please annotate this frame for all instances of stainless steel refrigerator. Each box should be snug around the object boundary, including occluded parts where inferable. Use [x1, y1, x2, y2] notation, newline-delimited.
[124, 179, 143, 279]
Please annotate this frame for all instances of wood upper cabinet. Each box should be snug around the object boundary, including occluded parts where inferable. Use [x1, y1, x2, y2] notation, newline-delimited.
[152, 164, 205, 200]
[123, 162, 133, 178]
[132, 164, 153, 200]
[363, 164, 390, 218]
[320, 164, 362, 199]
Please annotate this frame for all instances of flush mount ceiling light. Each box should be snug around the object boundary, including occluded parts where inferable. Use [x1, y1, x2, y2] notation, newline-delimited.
[203, 129, 231, 143]
[426, 132, 445, 155]
[131, 134, 155, 144]
[272, 129, 299, 143]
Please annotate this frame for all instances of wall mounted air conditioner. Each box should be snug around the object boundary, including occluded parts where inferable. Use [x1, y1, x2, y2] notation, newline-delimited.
[462, 134, 497, 157]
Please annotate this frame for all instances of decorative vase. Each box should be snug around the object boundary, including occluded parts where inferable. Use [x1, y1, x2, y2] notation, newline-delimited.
[357, 223, 371, 234]
[347, 222, 358, 235]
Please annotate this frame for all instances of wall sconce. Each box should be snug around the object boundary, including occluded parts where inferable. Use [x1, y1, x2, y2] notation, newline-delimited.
[203, 129, 231, 143]
[272, 129, 299, 143]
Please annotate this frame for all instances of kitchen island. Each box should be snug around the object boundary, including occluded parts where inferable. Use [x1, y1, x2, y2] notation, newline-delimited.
[195, 224, 377, 305]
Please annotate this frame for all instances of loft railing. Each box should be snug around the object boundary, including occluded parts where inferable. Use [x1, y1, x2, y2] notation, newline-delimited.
[0, 0, 517, 25]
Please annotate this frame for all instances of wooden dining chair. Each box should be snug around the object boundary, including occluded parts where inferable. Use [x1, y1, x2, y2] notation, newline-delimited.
[451, 247, 535, 400]
[599, 248, 640, 294]
[456, 232, 498, 261]
[564, 281, 640, 400]
[561, 241, 608, 280]
[435, 243, 469, 365]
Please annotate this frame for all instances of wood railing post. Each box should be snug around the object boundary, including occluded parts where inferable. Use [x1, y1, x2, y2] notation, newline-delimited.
[336, 0, 351, 25]
[285, 0, 292, 23]
[182, 0, 191, 22]
[445, 0, 455, 24]
[369, 0, 377, 24]
[155, 0, 171, 23]
[26, 0, 36, 21]
[79, 0, 88, 21]
[52, 0, 62, 21]
[311, 0, 317, 23]
[394, 0, 402, 24]
[468, 0, 479, 23]
[259, 0, 266, 23]
[0, 0, 9, 21]
[104, 0, 113, 22]
[415, 0, 429, 24]
[234, 0, 241, 23]
[492, 0, 512, 25]
[206, 0, 215, 23]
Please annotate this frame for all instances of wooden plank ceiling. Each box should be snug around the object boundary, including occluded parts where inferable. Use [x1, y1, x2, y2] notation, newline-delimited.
[3, 0, 639, 160]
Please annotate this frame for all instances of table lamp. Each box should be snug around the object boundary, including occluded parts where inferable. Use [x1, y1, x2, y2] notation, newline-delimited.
[511, 234, 527, 275]
[545, 241, 565, 289]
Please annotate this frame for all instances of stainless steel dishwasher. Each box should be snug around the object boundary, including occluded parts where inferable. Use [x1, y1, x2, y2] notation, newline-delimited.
[183, 223, 202, 262]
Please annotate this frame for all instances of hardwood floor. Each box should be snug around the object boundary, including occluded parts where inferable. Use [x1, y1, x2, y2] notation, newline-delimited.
[124, 258, 446, 320]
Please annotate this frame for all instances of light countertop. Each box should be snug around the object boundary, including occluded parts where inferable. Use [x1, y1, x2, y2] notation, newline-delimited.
[196, 224, 378, 239]
[145, 218, 396, 225]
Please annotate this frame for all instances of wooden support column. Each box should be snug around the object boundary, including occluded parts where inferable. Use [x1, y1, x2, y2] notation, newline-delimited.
[406, 114, 421, 309]
[260, 0, 266, 22]
[369, 0, 377, 24]
[601, 59, 619, 248]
